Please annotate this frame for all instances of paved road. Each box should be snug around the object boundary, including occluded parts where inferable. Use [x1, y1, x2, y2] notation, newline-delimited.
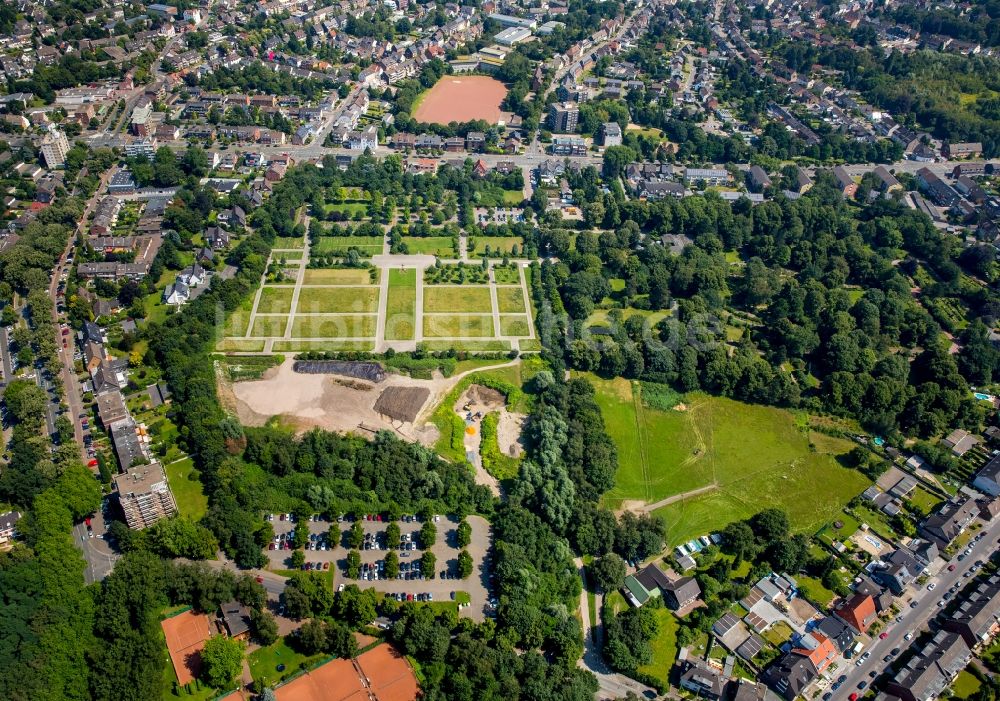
[74, 506, 119, 584]
[0, 325, 14, 386]
[831, 516, 1000, 700]
[575, 558, 658, 700]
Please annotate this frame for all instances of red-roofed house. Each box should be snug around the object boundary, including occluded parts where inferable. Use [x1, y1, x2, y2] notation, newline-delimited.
[834, 593, 877, 634]
[791, 631, 837, 674]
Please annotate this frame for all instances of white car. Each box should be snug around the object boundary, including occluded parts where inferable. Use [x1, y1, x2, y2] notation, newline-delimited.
[927, 583, 936, 591]
[904, 632, 913, 641]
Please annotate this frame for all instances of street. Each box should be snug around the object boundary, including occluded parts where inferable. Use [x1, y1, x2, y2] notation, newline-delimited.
[831, 517, 1000, 700]
[73, 507, 119, 584]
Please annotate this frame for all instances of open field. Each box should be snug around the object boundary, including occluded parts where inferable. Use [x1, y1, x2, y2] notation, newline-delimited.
[385, 268, 416, 341]
[497, 287, 527, 313]
[273, 236, 305, 249]
[500, 315, 530, 336]
[401, 236, 454, 256]
[296, 286, 379, 314]
[412, 76, 507, 124]
[258, 287, 295, 315]
[251, 316, 287, 337]
[424, 314, 495, 338]
[164, 458, 208, 521]
[471, 236, 522, 257]
[637, 606, 678, 688]
[291, 315, 377, 338]
[313, 236, 383, 256]
[302, 268, 376, 285]
[584, 375, 871, 544]
[424, 286, 492, 313]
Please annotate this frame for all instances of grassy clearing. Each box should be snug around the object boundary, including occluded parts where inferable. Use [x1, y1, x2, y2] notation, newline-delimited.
[493, 266, 521, 284]
[271, 340, 374, 352]
[296, 286, 379, 314]
[291, 315, 376, 338]
[302, 268, 376, 285]
[424, 286, 492, 313]
[163, 458, 208, 521]
[422, 340, 510, 351]
[385, 268, 416, 341]
[401, 236, 455, 256]
[248, 638, 326, 688]
[500, 315, 530, 337]
[497, 287, 527, 313]
[502, 190, 523, 205]
[471, 236, 522, 257]
[796, 575, 837, 608]
[313, 237, 383, 256]
[251, 316, 287, 337]
[584, 374, 871, 544]
[258, 287, 295, 314]
[637, 607, 678, 688]
[222, 294, 255, 337]
[586, 307, 670, 330]
[951, 670, 982, 699]
[424, 314, 495, 338]
[273, 236, 305, 249]
[216, 339, 266, 352]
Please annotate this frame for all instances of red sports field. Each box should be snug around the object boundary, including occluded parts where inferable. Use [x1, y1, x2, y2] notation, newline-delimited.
[161, 610, 212, 686]
[412, 76, 507, 124]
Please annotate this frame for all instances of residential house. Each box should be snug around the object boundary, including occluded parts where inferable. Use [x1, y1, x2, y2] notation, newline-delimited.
[886, 631, 971, 701]
[941, 429, 980, 457]
[873, 166, 902, 193]
[677, 656, 726, 699]
[762, 652, 819, 700]
[204, 226, 231, 250]
[814, 616, 856, 653]
[917, 168, 959, 207]
[664, 576, 702, 610]
[600, 122, 622, 147]
[834, 593, 877, 634]
[972, 454, 1000, 497]
[943, 142, 982, 159]
[919, 495, 980, 549]
[943, 573, 1000, 649]
[163, 281, 190, 305]
[833, 165, 858, 198]
[622, 563, 672, 607]
[218, 601, 252, 641]
[0, 511, 21, 548]
[748, 165, 772, 192]
[95, 390, 129, 427]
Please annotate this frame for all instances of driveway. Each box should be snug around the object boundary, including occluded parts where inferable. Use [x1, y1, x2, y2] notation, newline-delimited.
[265, 514, 493, 621]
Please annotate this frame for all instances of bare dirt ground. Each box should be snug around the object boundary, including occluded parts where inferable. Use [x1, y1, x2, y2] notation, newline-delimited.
[222, 359, 521, 448]
[496, 410, 525, 458]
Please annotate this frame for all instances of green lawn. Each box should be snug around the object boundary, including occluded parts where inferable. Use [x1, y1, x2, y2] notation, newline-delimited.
[313, 236, 383, 256]
[302, 268, 376, 285]
[163, 458, 208, 521]
[496, 287, 527, 313]
[493, 266, 521, 284]
[385, 269, 416, 341]
[271, 340, 374, 352]
[637, 606, 678, 688]
[251, 316, 286, 337]
[291, 315, 376, 338]
[502, 190, 523, 205]
[585, 375, 871, 544]
[471, 236, 522, 257]
[222, 294, 255, 337]
[586, 308, 670, 331]
[402, 236, 455, 256]
[796, 575, 837, 608]
[422, 340, 510, 351]
[273, 236, 305, 249]
[217, 339, 266, 352]
[500, 315, 530, 337]
[258, 287, 295, 314]
[248, 638, 325, 688]
[424, 286, 492, 313]
[951, 670, 982, 699]
[323, 202, 368, 216]
[424, 314, 495, 338]
[296, 286, 379, 314]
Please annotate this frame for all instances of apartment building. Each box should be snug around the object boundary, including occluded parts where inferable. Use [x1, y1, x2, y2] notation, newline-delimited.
[114, 462, 178, 530]
[40, 130, 71, 169]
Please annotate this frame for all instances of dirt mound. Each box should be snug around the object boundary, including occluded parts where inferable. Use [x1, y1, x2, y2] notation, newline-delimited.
[374, 386, 431, 423]
[455, 384, 506, 414]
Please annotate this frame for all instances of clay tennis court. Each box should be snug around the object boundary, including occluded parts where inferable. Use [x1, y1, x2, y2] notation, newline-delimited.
[274, 644, 417, 701]
[161, 610, 212, 686]
[412, 76, 508, 124]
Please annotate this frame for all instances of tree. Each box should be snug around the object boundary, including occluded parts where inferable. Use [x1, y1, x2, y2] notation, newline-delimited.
[200, 635, 243, 689]
[295, 619, 328, 655]
[589, 553, 626, 592]
[420, 521, 436, 548]
[386, 522, 401, 547]
[349, 521, 364, 549]
[385, 550, 400, 579]
[346, 550, 361, 579]
[420, 551, 437, 579]
[457, 550, 473, 579]
[290, 549, 305, 569]
[456, 519, 471, 548]
[2, 380, 48, 425]
[721, 521, 757, 565]
[250, 608, 279, 646]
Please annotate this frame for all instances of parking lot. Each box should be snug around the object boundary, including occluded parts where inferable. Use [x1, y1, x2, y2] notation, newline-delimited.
[264, 513, 494, 621]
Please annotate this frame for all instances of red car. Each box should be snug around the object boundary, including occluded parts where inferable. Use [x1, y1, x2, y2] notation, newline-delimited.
[879, 632, 889, 640]
[256, 576, 264, 583]
[948, 564, 956, 571]
[849, 694, 858, 701]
